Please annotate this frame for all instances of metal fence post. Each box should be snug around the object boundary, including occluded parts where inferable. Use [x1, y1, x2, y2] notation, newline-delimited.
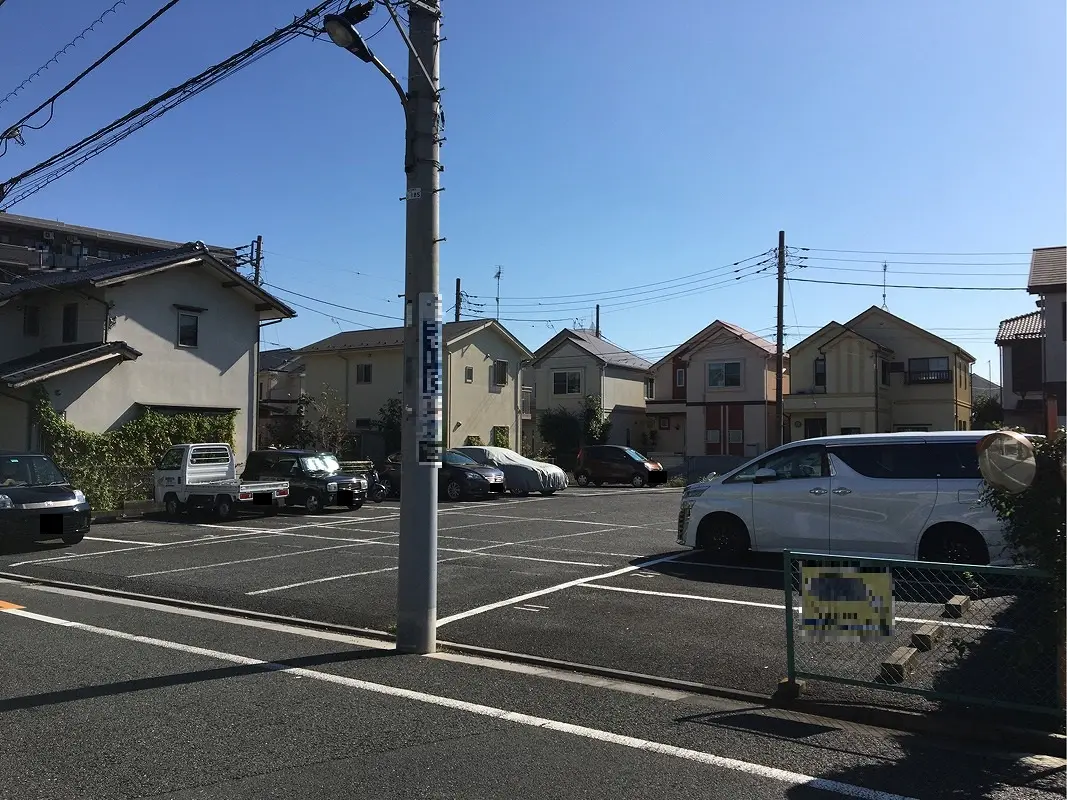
[784, 549, 797, 684]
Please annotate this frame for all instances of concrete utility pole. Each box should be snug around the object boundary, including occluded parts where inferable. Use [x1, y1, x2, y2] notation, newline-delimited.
[252, 235, 263, 286]
[454, 277, 461, 322]
[595, 304, 600, 338]
[775, 230, 786, 446]
[396, 0, 443, 655]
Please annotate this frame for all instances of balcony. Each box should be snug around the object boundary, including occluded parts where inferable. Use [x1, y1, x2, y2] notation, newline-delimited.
[521, 387, 533, 419]
[906, 370, 951, 384]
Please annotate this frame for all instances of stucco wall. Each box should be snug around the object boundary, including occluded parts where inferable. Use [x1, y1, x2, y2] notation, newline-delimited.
[0, 287, 110, 364]
[534, 342, 599, 415]
[0, 392, 30, 450]
[446, 326, 523, 447]
[1044, 292, 1066, 384]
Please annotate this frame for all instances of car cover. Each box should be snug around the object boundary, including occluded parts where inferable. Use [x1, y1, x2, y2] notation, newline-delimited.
[453, 446, 568, 493]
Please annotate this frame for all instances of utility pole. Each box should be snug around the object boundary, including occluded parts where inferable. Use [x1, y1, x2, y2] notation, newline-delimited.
[595, 304, 600, 338]
[252, 235, 263, 286]
[252, 234, 264, 449]
[493, 265, 502, 320]
[454, 277, 461, 322]
[396, 0, 443, 655]
[775, 230, 786, 447]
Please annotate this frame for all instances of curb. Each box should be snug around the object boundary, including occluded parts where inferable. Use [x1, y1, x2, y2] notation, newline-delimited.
[0, 570, 1061, 756]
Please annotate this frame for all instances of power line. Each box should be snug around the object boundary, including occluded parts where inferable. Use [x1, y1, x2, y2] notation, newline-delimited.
[786, 277, 1024, 292]
[0, 0, 185, 156]
[792, 255, 1028, 266]
[0, 0, 130, 112]
[796, 247, 1032, 257]
[263, 281, 403, 322]
[792, 263, 1026, 277]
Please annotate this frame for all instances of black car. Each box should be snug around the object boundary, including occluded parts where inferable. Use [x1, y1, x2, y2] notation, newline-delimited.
[574, 445, 668, 488]
[242, 450, 367, 513]
[0, 451, 91, 546]
[378, 449, 506, 501]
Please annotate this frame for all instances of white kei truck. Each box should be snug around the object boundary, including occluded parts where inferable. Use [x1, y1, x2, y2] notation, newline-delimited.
[153, 443, 289, 519]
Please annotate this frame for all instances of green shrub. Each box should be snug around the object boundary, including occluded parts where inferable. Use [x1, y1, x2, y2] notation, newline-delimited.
[464, 435, 483, 446]
[490, 426, 510, 448]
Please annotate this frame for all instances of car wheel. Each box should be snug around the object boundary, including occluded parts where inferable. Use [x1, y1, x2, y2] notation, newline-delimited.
[305, 491, 323, 514]
[445, 479, 463, 502]
[215, 496, 234, 520]
[380, 477, 397, 498]
[539, 489, 556, 496]
[348, 500, 364, 511]
[631, 473, 647, 488]
[575, 472, 590, 487]
[61, 533, 84, 546]
[919, 524, 988, 565]
[163, 493, 183, 518]
[593, 481, 604, 487]
[696, 514, 749, 556]
[509, 488, 530, 497]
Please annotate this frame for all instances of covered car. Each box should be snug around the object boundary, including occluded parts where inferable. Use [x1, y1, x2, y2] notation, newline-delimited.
[452, 446, 568, 496]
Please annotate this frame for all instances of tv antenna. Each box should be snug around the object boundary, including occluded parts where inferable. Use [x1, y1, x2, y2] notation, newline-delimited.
[493, 265, 502, 320]
[881, 261, 889, 310]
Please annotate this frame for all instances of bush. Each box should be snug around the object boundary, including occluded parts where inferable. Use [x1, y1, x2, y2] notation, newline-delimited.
[490, 426, 510, 448]
[464, 435, 483, 446]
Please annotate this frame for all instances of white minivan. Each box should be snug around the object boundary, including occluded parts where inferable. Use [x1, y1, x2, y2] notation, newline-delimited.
[676, 431, 1008, 565]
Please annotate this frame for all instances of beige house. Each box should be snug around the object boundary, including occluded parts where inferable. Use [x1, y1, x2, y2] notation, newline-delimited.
[258, 347, 304, 416]
[0, 242, 295, 461]
[647, 321, 785, 459]
[527, 328, 652, 450]
[299, 319, 533, 450]
[784, 306, 974, 439]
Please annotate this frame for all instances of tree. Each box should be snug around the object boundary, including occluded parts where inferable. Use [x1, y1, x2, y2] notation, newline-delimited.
[376, 398, 402, 455]
[293, 388, 353, 455]
[581, 394, 612, 445]
[971, 394, 1003, 429]
[537, 407, 582, 455]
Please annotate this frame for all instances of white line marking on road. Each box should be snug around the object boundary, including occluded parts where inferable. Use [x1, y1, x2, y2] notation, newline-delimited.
[127, 542, 383, 578]
[436, 551, 689, 627]
[446, 511, 644, 529]
[7, 530, 273, 567]
[584, 585, 1013, 632]
[245, 565, 402, 595]
[84, 536, 162, 546]
[439, 535, 641, 560]
[443, 550, 610, 568]
[0, 607, 914, 800]
[522, 604, 549, 609]
[515, 606, 543, 612]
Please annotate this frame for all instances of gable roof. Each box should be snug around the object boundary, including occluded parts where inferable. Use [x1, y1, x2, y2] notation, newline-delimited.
[300, 318, 533, 359]
[260, 347, 298, 372]
[995, 310, 1044, 344]
[845, 305, 976, 363]
[0, 241, 295, 319]
[0, 341, 142, 389]
[533, 328, 651, 371]
[0, 211, 235, 255]
[652, 320, 777, 369]
[1027, 246, 1066, 294]
[971, 374, 1000, 392]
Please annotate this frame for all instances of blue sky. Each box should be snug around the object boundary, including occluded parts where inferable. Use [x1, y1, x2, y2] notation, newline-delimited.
[1, 0, 1064, 383]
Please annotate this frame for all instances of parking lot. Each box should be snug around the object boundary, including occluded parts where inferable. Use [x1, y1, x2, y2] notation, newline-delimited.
[0, 487, 1022, 706]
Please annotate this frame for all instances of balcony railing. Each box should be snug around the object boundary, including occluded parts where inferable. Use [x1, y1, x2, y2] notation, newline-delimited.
[521, 387, 533, 419]
[906, 370, 951, 384]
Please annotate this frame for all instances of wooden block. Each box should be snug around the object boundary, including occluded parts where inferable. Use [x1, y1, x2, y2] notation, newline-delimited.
[944, 595, 970, 619]
[911, 622, 943, 652]
[880, 647, 918, 683]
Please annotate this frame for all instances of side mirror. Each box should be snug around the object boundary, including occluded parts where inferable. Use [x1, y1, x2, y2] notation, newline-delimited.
[753, 468, 778, 484]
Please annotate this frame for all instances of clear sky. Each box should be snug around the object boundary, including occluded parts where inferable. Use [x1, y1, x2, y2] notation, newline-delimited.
[1, 0, 1064, 383]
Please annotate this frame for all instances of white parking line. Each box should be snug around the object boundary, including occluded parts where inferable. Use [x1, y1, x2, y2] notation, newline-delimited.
[436, 551, 688, 627]
[245, 565, 402, 595]
[84, 536, 162, 546]
[446, 511, 645, 529]
[7, 530, 274, 567]
[1, 607, 911, 800]
[127, 542, 381, 578]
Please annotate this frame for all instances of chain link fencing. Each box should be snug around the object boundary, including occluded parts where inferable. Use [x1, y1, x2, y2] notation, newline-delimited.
[782, 550, 1062, 720]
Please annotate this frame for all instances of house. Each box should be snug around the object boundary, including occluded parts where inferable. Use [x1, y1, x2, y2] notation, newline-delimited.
[256, 347, 305, 448]
[0, 242, 295, 461]
[1028, 246, 1066, 431]
[298, 319, 533, 454]
[784, 306, 974, 439]
[996, 310, 1045, 431]
[527, 328, 652, 451]
[646, 321, 786, 459]
[970, 373, 1001, 404]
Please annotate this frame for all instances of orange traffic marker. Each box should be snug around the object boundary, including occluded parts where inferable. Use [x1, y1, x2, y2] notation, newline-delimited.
[0, 601, 25, 611]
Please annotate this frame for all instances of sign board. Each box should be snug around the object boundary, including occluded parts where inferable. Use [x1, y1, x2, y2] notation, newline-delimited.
[416, 292, 443, 466]
[800, 565, 894, 641]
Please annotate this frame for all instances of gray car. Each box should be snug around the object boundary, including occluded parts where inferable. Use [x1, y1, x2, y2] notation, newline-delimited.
[452, 446, 568, 497]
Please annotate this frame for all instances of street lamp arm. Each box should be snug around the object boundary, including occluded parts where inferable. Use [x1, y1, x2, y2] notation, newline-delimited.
[369, 53, 408, 108]
[382, 0, 436, 95]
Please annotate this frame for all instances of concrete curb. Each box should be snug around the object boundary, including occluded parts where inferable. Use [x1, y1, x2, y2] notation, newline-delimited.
[0, 570, 1062, 755]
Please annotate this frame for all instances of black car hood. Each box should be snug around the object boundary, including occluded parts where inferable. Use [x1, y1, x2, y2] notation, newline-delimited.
[460, 465, 504, 477]
[0, 484, 78, 504]
[308, 472, 363, 484]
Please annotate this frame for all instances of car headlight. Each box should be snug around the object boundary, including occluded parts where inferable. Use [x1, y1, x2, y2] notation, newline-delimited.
[464, 471, 486, 481]
[358, 478, 368, 489]
[73, 489, 86, 503]
[683, 486, 708, 498]
[0, 494, 12, 510]
[326, 482, 338, 492]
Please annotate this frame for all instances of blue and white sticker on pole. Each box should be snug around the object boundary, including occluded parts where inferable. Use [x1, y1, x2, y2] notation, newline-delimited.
[417, 292, 443, 466]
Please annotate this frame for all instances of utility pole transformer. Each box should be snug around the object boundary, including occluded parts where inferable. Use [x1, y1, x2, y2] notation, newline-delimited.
[454, 277, 461, 322]
[775, 230, 786, 447]
[396, 0, 443, 655]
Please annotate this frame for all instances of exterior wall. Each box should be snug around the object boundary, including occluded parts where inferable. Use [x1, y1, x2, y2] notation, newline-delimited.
[301, 348, 404, 427]
[446, 326, 523, 448]
[0, 287, 110, 364]
[602, 365, 649, 448]
[0, 391, 31, 450]
[534, 342, 600, 416]
[1043, 291, 1066, 385]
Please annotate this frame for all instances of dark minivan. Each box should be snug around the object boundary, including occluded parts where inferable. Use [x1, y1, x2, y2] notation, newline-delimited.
[242, 450, 367, 513]
[574, 445, 667, 488]
[0, 451, 91, 546]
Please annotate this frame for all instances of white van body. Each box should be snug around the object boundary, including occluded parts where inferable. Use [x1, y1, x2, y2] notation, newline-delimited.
[676, 431, 1010, 565]
[154, 443, 289, 518]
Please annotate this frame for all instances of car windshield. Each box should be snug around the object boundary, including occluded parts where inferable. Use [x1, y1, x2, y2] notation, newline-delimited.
[0, 455, 68, 487]
[444, 451, 479, 466]
[623, 448, 649, 462]
[300, 455, 341, 474]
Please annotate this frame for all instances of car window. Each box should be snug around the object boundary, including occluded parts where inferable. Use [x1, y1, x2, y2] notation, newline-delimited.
[728, 445, 827, 483]
[623, 448, 649, 462]
[275, 457, 300, 475]
[159, 447, 184, 470]
[832, 444, 932, 479]
[444, 451, 479, 466]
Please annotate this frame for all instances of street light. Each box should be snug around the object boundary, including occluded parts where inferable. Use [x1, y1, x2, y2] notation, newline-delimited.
[324, 0, 444, 656]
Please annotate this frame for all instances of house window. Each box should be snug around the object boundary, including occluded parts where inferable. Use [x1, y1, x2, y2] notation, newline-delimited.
[355, 364, 372, 384]
[658, 416, 670, 430]
[645, 377, 655, 399]
[464, 365, 474, 383]
[880, 359, 890, 387]
[62, 303, 79, 343]
[907, 357, 950, 383]
[492, 359, 508, 386]
[707, 360, 742, 389]
[727, 429, 743, 444]
[553, 370, 581, 395]
[675, 368, 685, 387]
[23, 305, 40, 337]
[354, 418, 372, 429]
[705, 429, 720, 444]
[813, 356, 826, 388]
[841, 426, 861, 435]
[177, 312, 199, 348]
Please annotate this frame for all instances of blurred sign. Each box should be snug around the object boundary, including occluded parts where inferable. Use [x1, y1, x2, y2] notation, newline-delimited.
[416, 292, 443, 466]
[800, 566, 894, 641]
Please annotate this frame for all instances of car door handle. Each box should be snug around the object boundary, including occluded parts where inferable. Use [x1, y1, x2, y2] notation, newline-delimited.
[809, 488, 827, 495]
[832, 488, 851, 495]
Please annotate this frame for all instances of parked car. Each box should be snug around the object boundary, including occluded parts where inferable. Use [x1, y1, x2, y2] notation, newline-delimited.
[452, 446, 568, 496]
[676, 431, 1008, 565]
[574, 445, 667, 488]
[154, 443, 289, 519]
[242, 450, 368, 513]
[0, 451, 91, 546]
[378, 449, 506, 501]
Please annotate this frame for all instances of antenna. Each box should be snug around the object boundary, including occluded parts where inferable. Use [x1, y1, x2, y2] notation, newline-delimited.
[881, 261, 889, 310]
[493, 265, 502, 320]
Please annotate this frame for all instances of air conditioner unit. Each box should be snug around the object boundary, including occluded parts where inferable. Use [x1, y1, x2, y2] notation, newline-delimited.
[42, 231, 54, 240]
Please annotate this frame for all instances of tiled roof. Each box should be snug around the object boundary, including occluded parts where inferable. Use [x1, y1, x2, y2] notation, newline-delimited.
[1027, 246, 1066, 293]
[558, 329, 652, 370]
[0, 342, 142, 388]
[716, 321, 777, 355]
[995, 310, 1044, 344]
[301, 320, 486, 353]
[0, 211, 234, 253]
[260, 347, 297, 371]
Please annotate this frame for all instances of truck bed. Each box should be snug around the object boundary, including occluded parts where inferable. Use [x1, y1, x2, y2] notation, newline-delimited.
[186, 479, 289, 493]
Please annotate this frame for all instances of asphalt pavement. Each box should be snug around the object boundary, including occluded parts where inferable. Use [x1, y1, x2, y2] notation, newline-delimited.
[1, 578, 1062, 800]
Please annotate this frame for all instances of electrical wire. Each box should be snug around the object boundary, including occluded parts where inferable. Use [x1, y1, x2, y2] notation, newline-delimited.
[264, 281, 403, 322]
[0, 0, 130, 112]
[789, 263, 1026, 277]
[796, 247, 1031, 257]
[786, 276, 1025, 292]
[0, 0, 185, 155]
[791, 255, 1028, 267]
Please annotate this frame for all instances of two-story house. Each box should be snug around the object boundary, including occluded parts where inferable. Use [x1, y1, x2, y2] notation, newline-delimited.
[257, 347, 305, 447]
[0, 242, 295, 460]
[996, 310, 1045, 431]
[1028, 246, 1066, 431]
[647, 321, 786, 459]
[299, 319, 533, 451]
[784, 306, 974, 440]
[527, 328, 652, 450]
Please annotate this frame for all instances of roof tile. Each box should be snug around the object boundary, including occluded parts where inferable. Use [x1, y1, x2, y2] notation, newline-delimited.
[995, 310, 1044, 343]
[1027, 246, 1066, 293]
